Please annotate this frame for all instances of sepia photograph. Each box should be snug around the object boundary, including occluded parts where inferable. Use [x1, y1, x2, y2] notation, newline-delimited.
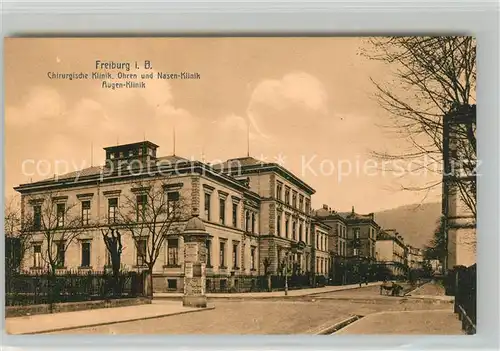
[4, 37, 476, 335]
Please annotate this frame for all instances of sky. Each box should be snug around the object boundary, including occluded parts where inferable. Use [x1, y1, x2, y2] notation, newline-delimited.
[4, 37, 441, 213]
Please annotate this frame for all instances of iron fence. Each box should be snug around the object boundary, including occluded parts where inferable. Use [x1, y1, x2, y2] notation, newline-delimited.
[205, 275, 266, 293]
[204, 274, 318, 293]
[330, 261, 382, 286]
[454, 264, 476, 334]
[5, 270, 145, 306]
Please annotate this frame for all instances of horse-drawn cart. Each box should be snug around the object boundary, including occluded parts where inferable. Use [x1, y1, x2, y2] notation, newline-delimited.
[379, 281, 404, 296]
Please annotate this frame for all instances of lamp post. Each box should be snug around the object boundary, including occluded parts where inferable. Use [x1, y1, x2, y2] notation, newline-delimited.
[357, 255, 363, 287]
[284, 254, 289, 296]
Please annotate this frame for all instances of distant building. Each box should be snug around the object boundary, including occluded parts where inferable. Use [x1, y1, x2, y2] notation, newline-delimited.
[338, 206, 379, 261]
[313, 205, 346, 283]
[407, 245, 424, 270]
[313, 205, 347, 259]
[310, 219, 331, 277]
[375, 229, 408, 277]
[428, 259, 442, 274]
[313, 205, 379, 284]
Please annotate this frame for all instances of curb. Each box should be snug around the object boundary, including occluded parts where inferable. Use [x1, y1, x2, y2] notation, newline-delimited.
[313, 296, 402, 304]
[405, 296, 454, 303]
[154, 283, 383, 300]
[314, 315, 364, 335]
[12, 306, 216, 335]
[308, 283, 382, 297]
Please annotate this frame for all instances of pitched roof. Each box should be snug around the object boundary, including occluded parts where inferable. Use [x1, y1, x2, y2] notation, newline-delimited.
[212, 156, 266, 170]
[38, 155, 192, 183]
[156, 155, 192, 165]
[42, 166, 107, 182]
[338, 209, 376, 222]
[213, 156, 315, 195]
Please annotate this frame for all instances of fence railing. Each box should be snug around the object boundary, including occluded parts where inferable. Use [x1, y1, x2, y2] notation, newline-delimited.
[204, 274, 326, 293]
[5, 270, 145, 306]
[454, 264, 476, 334]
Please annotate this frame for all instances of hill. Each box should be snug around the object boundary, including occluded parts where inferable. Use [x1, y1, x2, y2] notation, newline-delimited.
[374, 202, 441, 249]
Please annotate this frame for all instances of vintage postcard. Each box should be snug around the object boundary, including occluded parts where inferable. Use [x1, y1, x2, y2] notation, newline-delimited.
[4, 37, 476, 335]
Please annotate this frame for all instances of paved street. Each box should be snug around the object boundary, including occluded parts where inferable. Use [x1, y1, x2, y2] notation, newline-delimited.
[7, 281, 460, 335]
[46, 298, 455, 335]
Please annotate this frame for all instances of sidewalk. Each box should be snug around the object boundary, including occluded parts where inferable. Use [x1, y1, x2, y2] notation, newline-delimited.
[406, 295, 454, 302]
[6, 300, 214, 335]
[405, 280, 454, 303]
[154, 281, 382, 299]
[334, 309, 463, 335]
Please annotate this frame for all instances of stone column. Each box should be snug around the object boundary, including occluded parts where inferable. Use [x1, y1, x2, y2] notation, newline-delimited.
[182, 214, 209, 308]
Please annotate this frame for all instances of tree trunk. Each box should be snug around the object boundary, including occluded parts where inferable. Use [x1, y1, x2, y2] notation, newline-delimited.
[146, 267, 154, 298]
[112, 256, 121, 297]
[48, 266, 57, 313]
[112, 267, 120, 298]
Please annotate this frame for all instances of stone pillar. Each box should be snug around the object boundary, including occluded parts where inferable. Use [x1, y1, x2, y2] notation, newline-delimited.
[182, 214, 208, 308]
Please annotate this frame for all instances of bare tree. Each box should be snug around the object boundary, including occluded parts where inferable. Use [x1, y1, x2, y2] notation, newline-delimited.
[4, 195, 31, 274]
[22, 191, 83, 275]
[118, 178, 188, 297]
[101, 226, 123, 296]
[363, 37, 476, 217]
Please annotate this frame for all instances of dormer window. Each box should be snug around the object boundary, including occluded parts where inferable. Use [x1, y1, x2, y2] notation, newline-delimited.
[119, 152, 124, 158]
[129, 150, 134, 157]
[109, 153, 115, 159]
[138, 148, 143, 155]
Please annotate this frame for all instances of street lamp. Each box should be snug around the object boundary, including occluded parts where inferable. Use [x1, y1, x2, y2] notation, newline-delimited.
[356, 255, 363, 287]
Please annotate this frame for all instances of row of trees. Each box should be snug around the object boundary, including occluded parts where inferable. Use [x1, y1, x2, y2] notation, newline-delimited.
[5, 178, 187, 296]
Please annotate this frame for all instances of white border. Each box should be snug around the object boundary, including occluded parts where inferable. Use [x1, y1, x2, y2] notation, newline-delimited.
[1, 0, 499, 350]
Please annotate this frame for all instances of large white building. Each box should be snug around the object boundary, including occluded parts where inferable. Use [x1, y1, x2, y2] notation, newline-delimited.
[15, 141, 330, 292]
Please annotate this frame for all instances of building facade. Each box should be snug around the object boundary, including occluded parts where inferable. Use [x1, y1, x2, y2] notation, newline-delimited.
[312, 205, 347, 282]
[215, 157, 324, 277]
[407, 245, 424, 270]
[375, 229, 408, 278]
[339, 207, 379, 261]
[311, 219, 331, 277]
[16, 142, 329, 293]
